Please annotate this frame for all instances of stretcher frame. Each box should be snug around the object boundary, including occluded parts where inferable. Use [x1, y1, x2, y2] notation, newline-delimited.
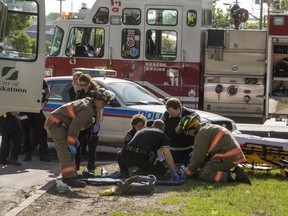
[239, 142, 288, 177]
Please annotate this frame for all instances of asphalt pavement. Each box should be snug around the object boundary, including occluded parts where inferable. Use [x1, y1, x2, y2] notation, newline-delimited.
[0, 142, 119, 216]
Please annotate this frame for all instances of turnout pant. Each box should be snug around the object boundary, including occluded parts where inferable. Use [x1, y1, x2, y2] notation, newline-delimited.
[48, 124, 76, 179]
[197, 157, 236, 183]
[117, 149, 167, 178]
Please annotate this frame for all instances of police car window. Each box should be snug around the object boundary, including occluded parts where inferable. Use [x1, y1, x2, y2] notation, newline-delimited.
[47, 80, 70, 102]
[109, 82, 163, 105]
[123, 8, 141, 25]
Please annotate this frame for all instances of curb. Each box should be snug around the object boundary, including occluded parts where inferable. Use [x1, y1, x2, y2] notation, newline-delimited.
[5, 179, 57, 216]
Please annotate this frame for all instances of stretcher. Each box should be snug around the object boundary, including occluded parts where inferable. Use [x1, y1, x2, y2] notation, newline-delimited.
[234, 134, 288, 177]
[79, 177, 186, 185]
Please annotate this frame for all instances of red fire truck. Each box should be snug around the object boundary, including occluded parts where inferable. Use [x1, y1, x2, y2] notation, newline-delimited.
[45, 0, 288, 123]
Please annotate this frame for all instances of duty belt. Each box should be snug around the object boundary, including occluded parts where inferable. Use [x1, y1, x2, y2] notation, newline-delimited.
[124, 146, 147, 155]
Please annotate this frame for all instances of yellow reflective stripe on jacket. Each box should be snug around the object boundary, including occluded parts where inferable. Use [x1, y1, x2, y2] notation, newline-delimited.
[66, 103, 76, 119]
[211, 147, 247, 164]
[67, 135, 77, 144]
[211, 147, 242, 159]
[207, 128, 227, 153]
[61, 165, 75, 175]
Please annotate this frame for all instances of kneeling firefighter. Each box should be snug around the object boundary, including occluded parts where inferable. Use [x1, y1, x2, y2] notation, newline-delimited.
[177, 115, 251, 184]
[44, 88, 115, 188]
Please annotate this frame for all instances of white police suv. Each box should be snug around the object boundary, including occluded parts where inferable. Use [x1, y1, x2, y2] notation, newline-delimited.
[44, 75, 239, 147]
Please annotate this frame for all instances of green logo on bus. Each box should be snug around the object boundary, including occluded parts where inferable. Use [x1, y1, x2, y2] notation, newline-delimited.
[2, 67, 18, 80]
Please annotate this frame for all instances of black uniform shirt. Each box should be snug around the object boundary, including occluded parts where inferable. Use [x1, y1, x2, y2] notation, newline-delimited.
[128, 127, 169, 152]
[162, 106, 195, 148]
[124, 128, 137, 146]
[75, 87, 94, 100]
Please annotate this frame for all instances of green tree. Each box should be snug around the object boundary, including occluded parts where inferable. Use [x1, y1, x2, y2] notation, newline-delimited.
[212, 0, 231, 28]
[9, 30, 33, 53]
[45, 40, 52, 56]
[46, 13, 60, 22]
[280, 0, 288, 10]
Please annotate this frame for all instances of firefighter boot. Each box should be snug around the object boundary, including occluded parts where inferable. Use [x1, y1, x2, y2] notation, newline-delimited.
[63, 178, 86, 188]
[227, 166, 252, 185]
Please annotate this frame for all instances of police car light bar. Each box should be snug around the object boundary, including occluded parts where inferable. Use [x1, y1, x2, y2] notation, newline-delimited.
[72, 68, 117, 77]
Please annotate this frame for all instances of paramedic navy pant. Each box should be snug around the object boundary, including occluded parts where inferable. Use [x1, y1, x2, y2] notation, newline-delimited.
[117, 149, 167, 178]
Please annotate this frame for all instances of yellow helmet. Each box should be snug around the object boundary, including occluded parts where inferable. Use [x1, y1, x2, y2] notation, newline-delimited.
[176, 114, 200, 134]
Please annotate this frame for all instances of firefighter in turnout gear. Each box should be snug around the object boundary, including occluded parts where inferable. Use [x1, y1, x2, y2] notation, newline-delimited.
[177, 115, 251, 184]
[44, 88, 115, 187]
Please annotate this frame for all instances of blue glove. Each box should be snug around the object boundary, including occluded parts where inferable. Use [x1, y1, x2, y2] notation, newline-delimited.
[93, 122, 100, 134]
[189, 151, 194, 162]
[75, 139, 80, 148]
[170, 172, 180, 181]
[157, 154, 165, 161]
[68, 145, 76, 155]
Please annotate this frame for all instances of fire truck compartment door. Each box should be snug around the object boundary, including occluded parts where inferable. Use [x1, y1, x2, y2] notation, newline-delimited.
[205, 52, 266, 75]
[225, 30, 267, 50]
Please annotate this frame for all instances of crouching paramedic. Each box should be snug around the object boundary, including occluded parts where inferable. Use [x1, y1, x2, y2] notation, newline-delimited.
[117, 119, 180, 181]
[176, 115, 251, 184]
[44, 88, 115, 188]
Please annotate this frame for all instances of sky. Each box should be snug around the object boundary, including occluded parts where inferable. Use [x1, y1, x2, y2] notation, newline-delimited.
[45, 0, 266, 16]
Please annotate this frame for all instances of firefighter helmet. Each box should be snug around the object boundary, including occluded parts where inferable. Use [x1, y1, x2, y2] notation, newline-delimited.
[176, 114, 200, 134]
[90, 88, 115, 104]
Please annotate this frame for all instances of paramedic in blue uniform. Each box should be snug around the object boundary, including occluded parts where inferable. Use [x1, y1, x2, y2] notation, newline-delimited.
[117, 119, 180, 181]
[161, 97, 195, 166]
[74, 74, 101, 172]
[21, 80, 51, 162]
[0, 112, 23, 166]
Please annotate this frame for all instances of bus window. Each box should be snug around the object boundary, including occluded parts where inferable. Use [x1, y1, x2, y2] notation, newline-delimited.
[187, 10, 197, 27]
[49, 26, 64, 56]
[93, 7, 109, 24]
[0, 1, 38, 61]
[65, 27, 105, 58]
[145, 30, 177, 61]
[121, 29, 140, 59]
[123, 8, 141, 25]
[147, 9, 177, 26]
[0, 1, 7, 42]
